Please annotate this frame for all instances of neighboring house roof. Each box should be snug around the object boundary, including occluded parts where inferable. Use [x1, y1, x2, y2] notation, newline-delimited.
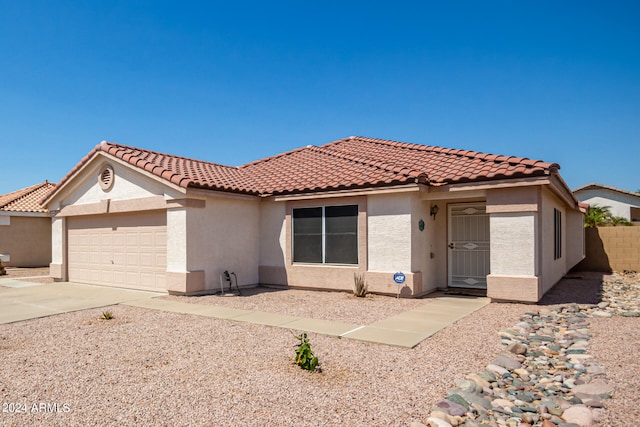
[573, 183, 640, 201]
[0, 182, 56, 213]
[44, 136, 562, 202]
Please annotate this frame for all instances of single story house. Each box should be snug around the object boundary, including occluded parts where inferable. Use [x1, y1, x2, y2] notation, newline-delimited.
[573, 183, 640, 224]
[42, 136, 586, 302]
[0, 181, 55, 267]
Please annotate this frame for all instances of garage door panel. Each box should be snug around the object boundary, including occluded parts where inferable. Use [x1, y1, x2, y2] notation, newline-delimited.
[139, 232, 155, 247]
[126, 253, 139, 266]
[101, 270, 113, 284]
[140, 273, 157, 288]
[113, 233, 125, 246]
[126, 271, 140, 286]
[68, 211, 167, 291]
[126, 232, 138, 246]
[101, 251, 112, 264]
[155, 231, 166, 246]
[89, 269, 102, 283]
[89, 251, 102, 264]
[113, 270, 125, 285]
[156, 253, 167, 266]
[101, 233, 112, 246]
[90, 232, 102, 246]
[139, 253, 155, 267]
[113, 252, 125, 265]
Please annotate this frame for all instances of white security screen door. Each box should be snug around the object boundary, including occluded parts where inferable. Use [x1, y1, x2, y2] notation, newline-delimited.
[448, 203, 490, 289]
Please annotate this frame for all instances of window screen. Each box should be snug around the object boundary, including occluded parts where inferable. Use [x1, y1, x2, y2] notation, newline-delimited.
[292, 205, 358, 264]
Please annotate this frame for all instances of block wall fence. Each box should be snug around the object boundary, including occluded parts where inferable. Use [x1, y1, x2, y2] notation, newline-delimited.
[574, 226, 640, 272]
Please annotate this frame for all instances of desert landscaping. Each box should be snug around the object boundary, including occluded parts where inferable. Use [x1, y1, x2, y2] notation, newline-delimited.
[0, 269, 638, 426]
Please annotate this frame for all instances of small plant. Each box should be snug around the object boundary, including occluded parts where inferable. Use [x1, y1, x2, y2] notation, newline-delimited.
[101, 311, 114, 320]
[352, 273, 368, 297]
[293, 332, 319, 372]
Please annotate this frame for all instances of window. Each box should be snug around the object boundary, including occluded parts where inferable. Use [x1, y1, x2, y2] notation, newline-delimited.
[292, 205, 358, 264]
[554, 208, 562, 260]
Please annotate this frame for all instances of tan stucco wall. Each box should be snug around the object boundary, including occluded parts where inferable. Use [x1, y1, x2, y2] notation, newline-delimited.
[368, 193, 412, 272]
[0, 215, 51, 267]
[485, 186, 584, 302]
[179, 194, 261, 294]
[486, 187, 540, 301]
[565, 208, 585, 268]
[57, 159, 176, 209]
[271, 196, 368, 293]
[540, 189, 570, 295]
[166, 207, 188, 274]
[50, 216, 66, 280]
[489, 212, 538, 276]
[419, 199, 448, 292]
[258, 193, 430, 296]
[410, 197, 432, 293]
[258, 200, 286, 267]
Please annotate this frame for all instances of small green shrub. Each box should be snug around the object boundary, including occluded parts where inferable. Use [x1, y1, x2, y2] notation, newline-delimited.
[353, 273, 368, 297]
[101, 311, 114, 320]
[294, 332, 319, 372]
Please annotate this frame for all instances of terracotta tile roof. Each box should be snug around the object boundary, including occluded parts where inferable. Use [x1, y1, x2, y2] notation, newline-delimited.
[52, 141, 258, 196]
[241, 136, 559, 195]
[45, 136, 560, 201]
[240, 143, 428, 195]
[0, 182, 56, 213]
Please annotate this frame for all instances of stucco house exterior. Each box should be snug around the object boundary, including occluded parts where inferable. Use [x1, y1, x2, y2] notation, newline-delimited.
[573, 183, 640, 224]
[0, 181, 55, 267]
[42, 136, 586, 302]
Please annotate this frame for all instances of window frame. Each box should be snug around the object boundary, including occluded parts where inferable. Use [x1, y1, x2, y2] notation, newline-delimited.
[554, 208, 562, 260]
[291, 204, 359, 265]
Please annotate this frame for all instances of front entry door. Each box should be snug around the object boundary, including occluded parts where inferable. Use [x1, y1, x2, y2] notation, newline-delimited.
[448, 203, 490, 289]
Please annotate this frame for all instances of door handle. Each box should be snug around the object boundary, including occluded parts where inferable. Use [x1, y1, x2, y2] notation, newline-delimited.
[448, 243, 454, 249]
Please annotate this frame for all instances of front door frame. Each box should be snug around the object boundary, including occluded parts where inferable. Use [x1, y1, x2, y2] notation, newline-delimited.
[447, 202, 490, 289]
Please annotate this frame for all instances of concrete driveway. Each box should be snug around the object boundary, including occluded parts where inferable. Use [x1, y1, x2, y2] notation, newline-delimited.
[0, 280, 163, 324]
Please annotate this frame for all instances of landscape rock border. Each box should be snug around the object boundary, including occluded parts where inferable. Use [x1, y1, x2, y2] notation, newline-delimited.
[414, 271, 639, 427]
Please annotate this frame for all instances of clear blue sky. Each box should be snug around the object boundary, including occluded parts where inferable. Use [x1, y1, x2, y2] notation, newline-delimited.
[1, 1, 638, 195]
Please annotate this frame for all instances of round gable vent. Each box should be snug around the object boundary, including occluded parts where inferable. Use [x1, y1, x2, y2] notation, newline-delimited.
[99, 165, 115, 191]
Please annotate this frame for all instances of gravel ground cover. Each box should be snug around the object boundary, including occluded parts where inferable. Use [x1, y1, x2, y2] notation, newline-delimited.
[163, 287, 429, 324]
[0, 272, 637, 426]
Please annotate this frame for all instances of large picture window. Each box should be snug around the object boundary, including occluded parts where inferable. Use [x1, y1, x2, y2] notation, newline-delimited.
[292, 205, 358, 264]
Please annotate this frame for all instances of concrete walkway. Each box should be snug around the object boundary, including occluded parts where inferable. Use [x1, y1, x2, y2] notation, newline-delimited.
[0, 279, 489, 348]
[0, 280, 163, 324]
[341, 295, 490, 347]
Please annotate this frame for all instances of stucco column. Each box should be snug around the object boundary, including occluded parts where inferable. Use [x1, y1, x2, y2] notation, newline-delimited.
[486, 212, 541, 302]
[50, 216, 67, 281]
[165, 203, 206, 294]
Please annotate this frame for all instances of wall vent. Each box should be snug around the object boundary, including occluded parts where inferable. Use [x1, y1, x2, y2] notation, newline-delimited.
[99, 165, 115, 191]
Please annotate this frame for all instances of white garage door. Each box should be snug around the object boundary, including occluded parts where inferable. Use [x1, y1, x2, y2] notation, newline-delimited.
[67, 211, 167, 291]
